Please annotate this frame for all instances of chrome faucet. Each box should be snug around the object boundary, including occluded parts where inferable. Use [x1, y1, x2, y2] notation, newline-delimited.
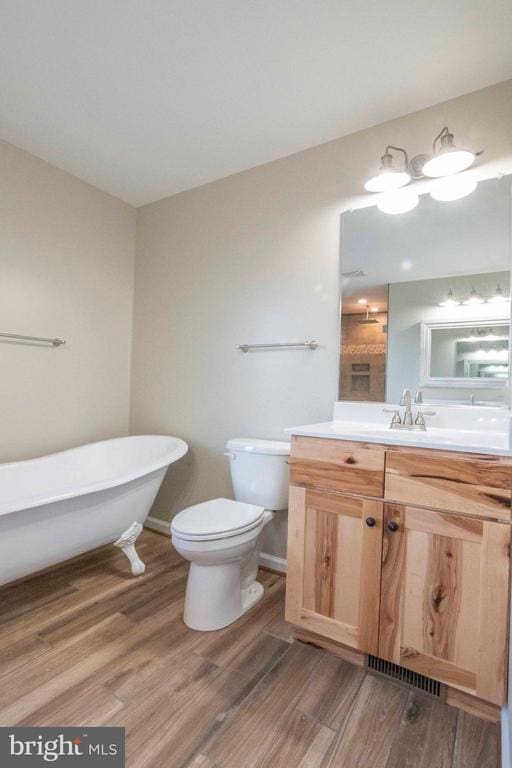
[383, 387, 436, 431]
[400, 388, 414, 425]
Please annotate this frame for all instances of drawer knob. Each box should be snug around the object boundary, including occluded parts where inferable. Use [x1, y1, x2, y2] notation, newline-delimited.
[387, 521, 399, 533]
[365, 517, 377, 527]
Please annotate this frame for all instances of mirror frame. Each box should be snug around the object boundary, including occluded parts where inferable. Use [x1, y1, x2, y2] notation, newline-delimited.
[420, 318, 510, 389]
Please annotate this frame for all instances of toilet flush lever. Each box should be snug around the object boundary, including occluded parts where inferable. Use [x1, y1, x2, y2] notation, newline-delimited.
[223, 451, 236, 460]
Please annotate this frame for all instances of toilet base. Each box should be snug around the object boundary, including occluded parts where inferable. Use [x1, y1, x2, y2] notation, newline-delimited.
[183, 559, 265, 632]
[241, 579, 264, 613]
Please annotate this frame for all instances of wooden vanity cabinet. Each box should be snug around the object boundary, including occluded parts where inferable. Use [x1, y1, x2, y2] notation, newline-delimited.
[385, 449, 512, 522]
[379, 503, 510, 705]
[285, 436, 512, 706]
[286, 486, 383, 654]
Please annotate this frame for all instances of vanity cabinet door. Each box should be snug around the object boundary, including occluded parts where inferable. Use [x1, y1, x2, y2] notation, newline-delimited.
[285, 486, 383, 654]
[379, 503, 510, 704]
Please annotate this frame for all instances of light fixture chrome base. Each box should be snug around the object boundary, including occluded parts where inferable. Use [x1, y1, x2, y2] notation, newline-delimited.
[409, 153, 430, 180]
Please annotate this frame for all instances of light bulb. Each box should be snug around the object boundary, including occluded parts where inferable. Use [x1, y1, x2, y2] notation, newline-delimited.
[488, 285, 509, 304]
[439, 289, 460, 308]
[365, 146, 411, 192]
[377, 189, 419, 215]
[430, 174, 477, 201]
[357, 298, 367, 304]
[463, 288, 485, 306]
[365, 170, 411, 192]
[423, 150, 475, 177]
[422, 127, 475, 177]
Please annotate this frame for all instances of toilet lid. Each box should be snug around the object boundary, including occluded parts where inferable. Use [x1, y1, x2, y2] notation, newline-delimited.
[226, 438, 290, 455]
[171, 498, 265, 541]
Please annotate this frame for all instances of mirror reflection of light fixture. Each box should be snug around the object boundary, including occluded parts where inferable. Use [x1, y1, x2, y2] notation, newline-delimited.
[430, 173, 478, 202]
[439, 288, 460, 308]
[463, 287, 485, 306]
[364, 146, 411, 192]
[460, 328, 504, 342]
[358, 305, 379, 325]
[488, 284, 510, 304]
[422, 127, 475, 177]
[377, 188, 419, 215]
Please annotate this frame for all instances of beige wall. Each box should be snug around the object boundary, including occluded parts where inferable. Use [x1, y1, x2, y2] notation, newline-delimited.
[0, 139, 136, 462]
[131, 81, 512, 556]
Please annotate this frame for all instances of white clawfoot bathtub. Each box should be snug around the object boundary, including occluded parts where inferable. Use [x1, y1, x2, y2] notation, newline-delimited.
[0, 435, 188, 586]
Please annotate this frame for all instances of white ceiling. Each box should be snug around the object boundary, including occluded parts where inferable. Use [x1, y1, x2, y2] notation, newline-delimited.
[0, 1, 511, 207]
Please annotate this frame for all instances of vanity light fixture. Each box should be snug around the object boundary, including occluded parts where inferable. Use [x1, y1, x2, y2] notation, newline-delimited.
[430, 173, 478, 202]
[488, 284, 510, 304]
[422, 127, 475, 178]
[439, 288, 460, 308]
[377, 188, 419, 215]
[357, 297, 367, 304]
[364, 146, 411, 192]
[462, 287, 485, 306]
[365, 128, 479, 213]
[460, 329, 503, 342]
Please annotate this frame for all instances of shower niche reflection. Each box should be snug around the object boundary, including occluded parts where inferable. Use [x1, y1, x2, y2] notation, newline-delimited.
[339, 306, 388, 401]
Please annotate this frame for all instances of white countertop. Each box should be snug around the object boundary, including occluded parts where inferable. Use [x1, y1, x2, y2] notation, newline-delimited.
[286, 402, 512, 456]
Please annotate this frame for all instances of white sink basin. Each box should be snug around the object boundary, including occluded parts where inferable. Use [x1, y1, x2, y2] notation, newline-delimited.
[286, 402, 512, 456]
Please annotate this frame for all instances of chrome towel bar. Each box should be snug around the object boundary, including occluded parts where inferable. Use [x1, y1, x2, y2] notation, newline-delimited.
[236, 340, 318, 352]
[0, 332, 66, 347]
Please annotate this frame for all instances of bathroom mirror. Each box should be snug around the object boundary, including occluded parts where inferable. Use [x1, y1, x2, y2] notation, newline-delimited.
[421, 318, 509, 386]
[339, 175, 512, 406]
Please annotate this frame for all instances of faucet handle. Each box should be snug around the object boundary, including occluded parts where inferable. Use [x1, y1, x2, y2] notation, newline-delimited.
[383, 407, 402, 425]
[414, 409, 436, 429]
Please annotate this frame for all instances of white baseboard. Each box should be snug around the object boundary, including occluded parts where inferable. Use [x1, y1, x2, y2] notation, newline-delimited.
[144, 515, 170, 536]
[145, 516, 287, 574]
[259, 552, 287, 573]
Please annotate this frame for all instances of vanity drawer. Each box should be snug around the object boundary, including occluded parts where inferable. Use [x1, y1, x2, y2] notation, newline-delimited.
[289, 436, 385, 497]
[385, 449, 512, 521]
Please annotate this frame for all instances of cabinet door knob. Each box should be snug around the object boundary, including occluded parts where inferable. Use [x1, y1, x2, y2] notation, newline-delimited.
[365, 517, 377, 527]
[387, 521, 399, 533]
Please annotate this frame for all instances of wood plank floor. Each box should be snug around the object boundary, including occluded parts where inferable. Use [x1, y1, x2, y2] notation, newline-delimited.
[0, 530, 500, 768]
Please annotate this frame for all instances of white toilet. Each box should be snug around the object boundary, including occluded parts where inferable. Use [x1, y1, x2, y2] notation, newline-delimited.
[171, 438, 290, 631]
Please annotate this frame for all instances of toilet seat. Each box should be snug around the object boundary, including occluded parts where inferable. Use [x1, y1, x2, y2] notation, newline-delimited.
[171, 497, 265, 542]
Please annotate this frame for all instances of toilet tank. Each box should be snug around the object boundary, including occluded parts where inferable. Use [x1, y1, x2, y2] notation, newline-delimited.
[225, 438, 290, 510]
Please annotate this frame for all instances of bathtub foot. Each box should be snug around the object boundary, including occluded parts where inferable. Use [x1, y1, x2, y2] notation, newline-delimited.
[114, 522, 146, 576]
